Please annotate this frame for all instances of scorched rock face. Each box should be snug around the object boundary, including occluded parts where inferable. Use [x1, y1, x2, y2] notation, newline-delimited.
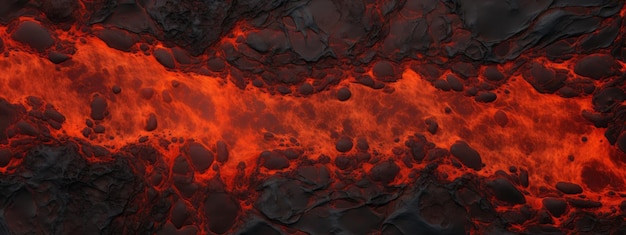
[0, 0, 626, 234]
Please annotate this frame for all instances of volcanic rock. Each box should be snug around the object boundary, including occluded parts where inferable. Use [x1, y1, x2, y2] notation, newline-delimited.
[187, 143, 214, 173]
[483, 66, 504, 81]
[450, 141, 483, 170]
[95, 28, 136, 52]
[337, 87, 352, 101]
[90, 95, 108, 120]
[487, 178, 525, 205]
[112, 85, 122, 94]
[154, 48, 176, 69]
[446, 74, 464, 91]
[260, 151, 289, 170]
[48, 51, 71, 64]
[335, 137, 353, 152]
[369, 161, 400, 183]
[145, 113, 157, 131]
[475, 92, 497, 103]
[574, 54, 616, 80]
[0, 149, 11, 167]
[204, 193, 239, 234]
[11, 21, 54, 52]
[542, 198, 567, 217]
[556, 182, 583, 194]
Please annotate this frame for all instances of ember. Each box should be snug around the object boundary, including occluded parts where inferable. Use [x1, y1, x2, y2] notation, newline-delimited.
[1, 0, 626, 234]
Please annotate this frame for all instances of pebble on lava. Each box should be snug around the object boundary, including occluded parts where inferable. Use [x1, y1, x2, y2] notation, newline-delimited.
[335, 137, 354, 152]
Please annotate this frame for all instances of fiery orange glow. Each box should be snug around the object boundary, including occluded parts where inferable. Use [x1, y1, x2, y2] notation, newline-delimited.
[1, 1, 626, 234]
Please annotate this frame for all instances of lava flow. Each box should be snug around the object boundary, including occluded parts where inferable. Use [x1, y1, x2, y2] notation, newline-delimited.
[1, 0, 626, 234]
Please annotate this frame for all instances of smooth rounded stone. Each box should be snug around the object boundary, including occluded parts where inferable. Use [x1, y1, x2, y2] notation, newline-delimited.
[216, 141, 229, 163]
[555, 182, 583, 194]
[617, 132, 626, 153]
[154, 48, 176, 69]
[451, 62, 477, 78]
[567, 199, 602, 208]
[171, 47, 193, 64]
[524, 62, 564, 93]
[425, 117, 438, 134]
[203, 193, 239, 234]
[475, 92, 497, 103]
[558, 86, 579, 98]
[171, 200, 189, 229]
[494, 110, 508, 127]
[93, 125, 105, 133]
[145, 113, 157, 131]
[446, 74, 464, 91]
[483, 66, 504, 81]
[172, 155, 192, 175]
[335, 156, 354, 170]
[369, 161, 400, 183]
[0, 149, 11, 167]
[276, 86, 291, 94]
[44, 107, 66, 123]
[81, 127, 91, 137]
[335, 137, 353, 152]
[574, 54, 616, 80]
[260, 151, 289, 170]
[141, 88, 154, 100]
[187, 143, 214, 173]
[111, 85, 122, 94]
[542, 198, 567, 217]
[90, 95, 107, 120]
[11, 21, 54, 52]
[358, 75, 375, 87]
[372, 60, 396, 78]
[450, 141, 482, 170]
[592, 87, 626, 112]
[207, 58, 225, 72]
[95, 28, 136, 52]
[337, 87, 352, 101]
[356, 137, 369, 151]
[47, 51, 71, 64]
[298, 83, 314, 95]
[433, 79, 451, 91]
[487, 178, 525, 204]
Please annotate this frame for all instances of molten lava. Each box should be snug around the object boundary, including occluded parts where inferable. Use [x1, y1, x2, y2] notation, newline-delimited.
[1, 0, 626, 234]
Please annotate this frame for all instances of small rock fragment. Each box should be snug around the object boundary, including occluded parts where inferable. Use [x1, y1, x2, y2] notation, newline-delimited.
[187, 143, 214, 173]
[112, 85, 121, 94]
[154, 48, 176, 69]
[337, 87, 352, 101]
[556, 182, 583, 194]
[543, 198, 567, 217]
[369, 161, 400, 183]
[260, 151, 289, 170]
[335, 137, 353, 152]
[145, 113, 157, 131]
[90, 95, 107, 120]
[487, 178, 525, 204]
[47, 51, 71, 64]
[450, 141, 482, 170]
[12, 21, 54, 52]
[475, 92, 497, 103]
